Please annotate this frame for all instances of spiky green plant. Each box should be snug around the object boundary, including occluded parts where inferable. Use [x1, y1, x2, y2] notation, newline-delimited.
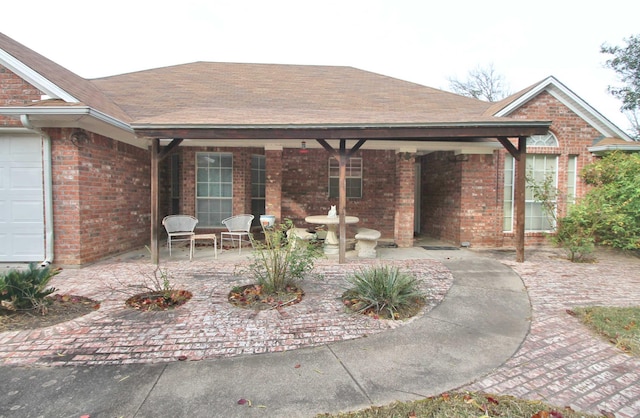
[0, 263, 59, 314]
[343, 266, 423, 319]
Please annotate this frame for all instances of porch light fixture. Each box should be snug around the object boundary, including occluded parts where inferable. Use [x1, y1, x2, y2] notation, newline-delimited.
[300, 141, 308, 154]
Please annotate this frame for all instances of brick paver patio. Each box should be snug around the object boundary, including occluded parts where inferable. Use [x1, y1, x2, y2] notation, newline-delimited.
[0, 254, 452, 367]
[1, 245, 639, 417]
[464, 247, 640, 418]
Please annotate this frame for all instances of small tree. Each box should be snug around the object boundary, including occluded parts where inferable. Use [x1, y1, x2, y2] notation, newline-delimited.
[448, 63, 511, 102]
[601, 34, 640, 139]
[526, 172, 596, 262]
[244, 219, 322, 293]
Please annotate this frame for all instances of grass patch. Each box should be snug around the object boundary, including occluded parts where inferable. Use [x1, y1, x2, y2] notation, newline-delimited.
[316, 391, 605, 417]
[570, 306, 640, 356]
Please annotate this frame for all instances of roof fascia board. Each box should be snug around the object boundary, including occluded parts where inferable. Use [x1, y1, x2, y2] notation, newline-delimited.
[132, 120, 551, 130]
[495, 76, 632, 141]
[494, 78, 552, 118]
[0, 49, 78, 102]
[0, 127, 38, 135]
[545, 87, 632, 141]
[0, 105, 133, 133]
[588, 144, 640, 154]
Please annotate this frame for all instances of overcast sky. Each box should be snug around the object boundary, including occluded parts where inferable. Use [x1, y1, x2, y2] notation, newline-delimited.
[3, 0, 639, 133]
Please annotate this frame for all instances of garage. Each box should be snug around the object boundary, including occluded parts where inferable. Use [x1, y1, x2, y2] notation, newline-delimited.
[0, 134, 45, 262]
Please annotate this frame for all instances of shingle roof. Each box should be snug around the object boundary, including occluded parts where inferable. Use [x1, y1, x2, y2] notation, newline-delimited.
[91, 62, 499, 125]
[2, 31, 546, 131]
[0, 32, 131, 122]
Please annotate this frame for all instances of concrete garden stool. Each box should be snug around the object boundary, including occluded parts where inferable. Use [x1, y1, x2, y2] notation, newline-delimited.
[286, 227, 316, 247]
[190, 234, 218, 260]
[355, 228, 381, 258]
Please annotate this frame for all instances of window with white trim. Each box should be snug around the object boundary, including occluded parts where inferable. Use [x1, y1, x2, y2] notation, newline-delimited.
[196, 152, 233, 227]
[527, 133, 558, 147]
[503, 133, 560, 232]
[328, 157, 362, 198]
[567, 155, 578, 206]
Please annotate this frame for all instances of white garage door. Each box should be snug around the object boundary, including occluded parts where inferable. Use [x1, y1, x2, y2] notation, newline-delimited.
[0, 135, 45, 262]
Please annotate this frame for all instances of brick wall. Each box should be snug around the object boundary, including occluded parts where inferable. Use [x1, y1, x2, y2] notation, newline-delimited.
[49, 128, 150, 265]
[421, 92, 602, 249]
[265, 148, 282, 221]
[166, 147, 402, 241]
[0, 65, 41, 126]
[420, 151, 462, 244]
[394, 152, 415, 247]
[282, 148, 398, 239]
[501, 91, 600, 247]
[459, 153, 503, 247]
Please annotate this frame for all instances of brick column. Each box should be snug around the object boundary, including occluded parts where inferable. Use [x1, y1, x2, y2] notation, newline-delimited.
[394, 151, 415, 247]
[265, 145, 283, 222]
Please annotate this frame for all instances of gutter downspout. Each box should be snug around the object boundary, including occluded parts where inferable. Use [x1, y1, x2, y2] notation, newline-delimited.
[20, 115, 54, 266]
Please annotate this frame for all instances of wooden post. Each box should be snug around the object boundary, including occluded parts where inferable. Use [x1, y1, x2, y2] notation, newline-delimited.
[515, 137, 527, 263]
[316, 138, 366, 264]
[150, 138, 160, 264]
[149, 138, 183, 265]
[338, 140, 347, 264]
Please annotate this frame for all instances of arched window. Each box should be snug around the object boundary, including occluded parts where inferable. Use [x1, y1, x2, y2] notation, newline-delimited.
[527, 132, 558, 147]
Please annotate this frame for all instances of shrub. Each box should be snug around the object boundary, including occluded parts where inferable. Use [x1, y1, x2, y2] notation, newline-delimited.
[342, 266, 424, 320]
[580, 151, 640, 251]
[526, 171, 596, 261]
[0, 263, 59, 314]
[244, 219, 322, 293]
[553, 206, 596, 262]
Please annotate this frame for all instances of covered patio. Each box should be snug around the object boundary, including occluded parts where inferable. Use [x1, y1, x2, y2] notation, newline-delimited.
[136, 121, 550, 264]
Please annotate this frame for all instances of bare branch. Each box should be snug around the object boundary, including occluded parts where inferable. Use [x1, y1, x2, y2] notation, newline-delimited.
[447, 63, 511, 102]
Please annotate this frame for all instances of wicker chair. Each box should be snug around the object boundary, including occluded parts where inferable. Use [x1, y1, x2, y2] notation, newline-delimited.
[221, 214, 254, 254]
[162, 215, 198, 257]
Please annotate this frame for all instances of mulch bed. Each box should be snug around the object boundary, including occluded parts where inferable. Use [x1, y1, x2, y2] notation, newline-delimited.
[228, 284, 304, 310]
[125, 290, 193, 311]
[0, 294, 100, 333]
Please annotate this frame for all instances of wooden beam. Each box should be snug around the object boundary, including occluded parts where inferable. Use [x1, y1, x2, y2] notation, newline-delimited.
[316, 139, 337, 155]
[514, 137, 527, 263]
[497, 137, 520, 160]
[133, 124, 550, 141]
[158, 138, 183, 161]
[347, 138, 367, 156]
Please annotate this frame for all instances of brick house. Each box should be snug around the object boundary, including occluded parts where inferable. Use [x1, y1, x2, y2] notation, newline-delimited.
[0, 32, 633, 266]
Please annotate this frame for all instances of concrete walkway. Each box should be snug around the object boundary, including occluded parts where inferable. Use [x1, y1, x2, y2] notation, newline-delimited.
[0, 246, 531, 417]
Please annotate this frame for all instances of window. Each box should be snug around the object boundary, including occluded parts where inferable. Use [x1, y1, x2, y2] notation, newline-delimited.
[196, 152, 233, 227]
[251, 155, 266, 225]
[503, 155, 514, 231]
[504, 133, 561, 232]
[328, 157, 362, 198]
[525, 155, 558, 231]
[503, 154, 558, 232]
[567, 155, 578, 206]
[527, 133, 558, 147]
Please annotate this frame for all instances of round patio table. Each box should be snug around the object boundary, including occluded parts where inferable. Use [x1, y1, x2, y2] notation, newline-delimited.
[305, 215, 359, 255]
